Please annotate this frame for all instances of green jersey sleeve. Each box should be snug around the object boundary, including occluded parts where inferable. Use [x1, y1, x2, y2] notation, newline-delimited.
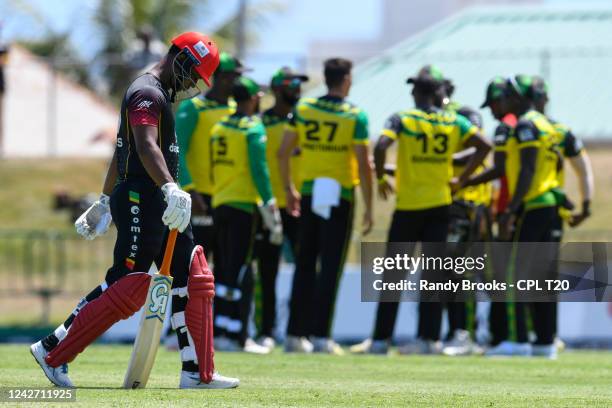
[247, 123, 273, 204]
[175, 99, 199, 190]
[353, 110, 369, 144]
[456, 114, 478, 140]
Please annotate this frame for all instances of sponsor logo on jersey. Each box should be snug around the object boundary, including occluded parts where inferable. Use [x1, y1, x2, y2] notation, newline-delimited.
[517, 127, 536, 142]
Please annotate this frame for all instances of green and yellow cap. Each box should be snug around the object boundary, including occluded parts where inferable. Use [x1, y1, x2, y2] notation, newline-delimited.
[507, 74, 533, 99]
[232, 76, 264, 100]
[406, 64, 445, 86]
[270, 66, 309, 88]
[217, 52, 251, 74]
[529, 75, 549, 99]
[480, 76, 509, 108]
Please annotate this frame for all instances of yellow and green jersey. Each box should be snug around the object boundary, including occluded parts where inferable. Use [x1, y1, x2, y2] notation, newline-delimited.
[287, 95, 369, 200]
[505, 110, 559, 207]
[382, 108, 478, 211]
[176, 95, 236, 193]
[262, 109, 301, 209]
[210, 113, 273, 212]
[549, 119, 584, 188]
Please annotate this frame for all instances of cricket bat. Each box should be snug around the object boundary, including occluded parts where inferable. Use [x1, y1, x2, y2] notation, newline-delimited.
[123, 229, 177, 389]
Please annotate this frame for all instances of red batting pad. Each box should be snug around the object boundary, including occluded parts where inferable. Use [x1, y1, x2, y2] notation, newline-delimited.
[185, 246, 215, 383]
[46, 273, 150, 367]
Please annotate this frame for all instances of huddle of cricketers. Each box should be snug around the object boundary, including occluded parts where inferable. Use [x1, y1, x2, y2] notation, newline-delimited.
[28, 32, 596, 390]
[176, 54, 593, 359]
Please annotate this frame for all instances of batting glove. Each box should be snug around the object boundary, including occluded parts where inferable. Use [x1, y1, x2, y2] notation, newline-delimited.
[75, 193, 112, 240]
[258, 199, 283, 245]
[161, 182, 191, 232]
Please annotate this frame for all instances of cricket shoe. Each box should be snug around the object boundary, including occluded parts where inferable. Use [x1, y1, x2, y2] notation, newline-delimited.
[257, 336, 276, 351]
[555, 337, 566, 352]
[214, 336, 270, 354]
[485, 341, 532, 357]
[179, 371, 239, 389]
[349, 338, 389, 355]
[311, 337, 345, 355]
[443, 330, 476, 356]
[284, 336, 314, 353]
[244, 338, 271, 354]
[30, 341, 74, 388]
[398, 339, 443, 355]
[531, 344, 558, 360]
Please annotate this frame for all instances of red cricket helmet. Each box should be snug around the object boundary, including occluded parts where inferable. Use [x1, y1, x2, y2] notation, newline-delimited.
[171, 32, 220, 86]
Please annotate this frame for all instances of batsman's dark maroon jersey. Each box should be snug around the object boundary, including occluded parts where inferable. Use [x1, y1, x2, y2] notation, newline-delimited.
[116, 73, 179, 183]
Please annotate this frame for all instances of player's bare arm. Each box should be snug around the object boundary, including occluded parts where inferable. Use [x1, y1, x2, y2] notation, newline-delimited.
[103, 149, 119, 196]
[568, 151, 594, 226]
[499, 146, 536, 239]
[463, 150, 506, 187]
[455, 132, 492, 187]
[133, 124, 175, 186]
[278, 128, 300, 216]
[354, 143, 374, 234]
[374, 135, 395, 200]
[133, 124, 191, 232]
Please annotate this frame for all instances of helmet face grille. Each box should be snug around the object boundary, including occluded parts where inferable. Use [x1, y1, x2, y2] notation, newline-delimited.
[171, 50, 201, 101]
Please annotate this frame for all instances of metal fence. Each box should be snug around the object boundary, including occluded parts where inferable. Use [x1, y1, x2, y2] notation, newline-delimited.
[0, 230, 115, 324]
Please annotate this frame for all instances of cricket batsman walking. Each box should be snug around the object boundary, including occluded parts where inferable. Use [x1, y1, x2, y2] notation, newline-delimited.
[29, 32, 239, 389]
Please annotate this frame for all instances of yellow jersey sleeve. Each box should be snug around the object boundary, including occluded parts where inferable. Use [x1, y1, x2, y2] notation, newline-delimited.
[456, 114, 478, 145]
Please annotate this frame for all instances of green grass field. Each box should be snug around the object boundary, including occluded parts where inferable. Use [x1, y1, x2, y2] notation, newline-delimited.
[1, 344, 611, 407]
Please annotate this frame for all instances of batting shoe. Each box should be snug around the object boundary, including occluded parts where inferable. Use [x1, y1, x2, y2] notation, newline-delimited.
[398, 339, 443, 355]
[30, 341, 74, 388]
[554, 337, 566, 352]
[311, 337, 345, 355]
[485, 341, 532, 357]
[284, 335, 314, 353]
[243, 338, 271, 355]
[442, 330, 476, 356]
[179, 371, 239, 389]
[257, 336, 276, 351]
[349, 338, 389, 355]
[531, 344, 558, 360]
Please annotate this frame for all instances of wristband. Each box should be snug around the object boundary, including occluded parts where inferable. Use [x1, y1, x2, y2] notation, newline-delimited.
[377, 174, 389, 185]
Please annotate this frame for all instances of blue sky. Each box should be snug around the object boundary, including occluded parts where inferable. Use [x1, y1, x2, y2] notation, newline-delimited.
[1, 0, 611, 81]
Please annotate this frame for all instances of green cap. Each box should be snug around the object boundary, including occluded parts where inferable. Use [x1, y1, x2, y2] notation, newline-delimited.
[407, 65, 445, 86]
[480, 76, 509, 108]
[270, 66, 309, 87]
[232, 77, 263, 100]
[217, 52, 250, 73]
[529, 75, 549, 99]
[508, 74, 533, 98]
